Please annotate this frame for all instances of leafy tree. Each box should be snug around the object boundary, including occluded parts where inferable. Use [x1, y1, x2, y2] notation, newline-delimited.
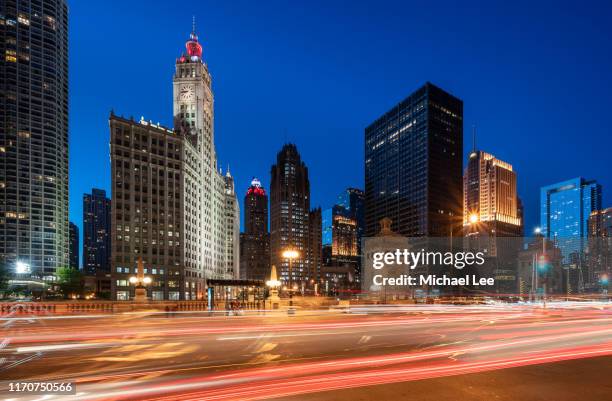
[55, 267, 84, 299]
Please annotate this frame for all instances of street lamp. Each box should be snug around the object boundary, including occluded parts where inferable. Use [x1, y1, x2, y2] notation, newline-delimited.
[531, 228, 547, 306]
[282, 249, 300, 307]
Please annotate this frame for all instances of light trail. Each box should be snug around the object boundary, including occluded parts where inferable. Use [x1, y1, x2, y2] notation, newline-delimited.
[1, 303, 610, 401]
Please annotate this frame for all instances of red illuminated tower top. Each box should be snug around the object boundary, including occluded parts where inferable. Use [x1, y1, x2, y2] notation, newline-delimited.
[247, 178, 266, 197]
[178, 17, 203, 63]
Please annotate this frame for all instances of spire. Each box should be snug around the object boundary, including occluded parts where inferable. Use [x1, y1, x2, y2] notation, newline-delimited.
[185, 17, 203, 61]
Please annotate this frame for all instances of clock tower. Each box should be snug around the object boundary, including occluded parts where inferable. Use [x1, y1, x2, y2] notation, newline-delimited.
[173, 27, 215, 164]
[172, 25, 233, 288]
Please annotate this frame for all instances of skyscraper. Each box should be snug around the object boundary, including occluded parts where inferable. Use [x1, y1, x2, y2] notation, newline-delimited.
[270, 144, 313, 286]
[0, 0, 69, 278]
[463, 149, 523, 292]
[463, 150, 522, 237]
[240, 178, 270, 281]
[109, 26, 238, 300]
[365, 82, 463, 237]
[540, 177, 602, 260]
[587, 207, 612, 291]
[224, 170, 240, 279]
[69, 222, 79, 270]
[322, 207, 358, 262]
[83, 189, 111, 275]
[589, 208, 612, 238]
[337, 188, 364, 249]
[307, 207, 322, 284]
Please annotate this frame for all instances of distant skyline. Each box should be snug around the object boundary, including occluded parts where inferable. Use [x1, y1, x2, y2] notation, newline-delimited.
[69, 1, 612, 253]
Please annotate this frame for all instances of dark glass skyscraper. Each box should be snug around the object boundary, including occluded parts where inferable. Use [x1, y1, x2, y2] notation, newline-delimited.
[270, 144, 313, 285]
[69, 222, 78, 269]
[240, 178, 270, 281]
[365, 82, 463, 237]
[0, 0, 69, 278]
[83, 189, 111, 275]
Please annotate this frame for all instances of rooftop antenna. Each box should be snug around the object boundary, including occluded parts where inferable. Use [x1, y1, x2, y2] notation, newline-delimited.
[192, 15, 196, 35]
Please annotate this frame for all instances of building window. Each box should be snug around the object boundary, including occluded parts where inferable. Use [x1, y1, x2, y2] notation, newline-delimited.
[116, 291, 129, 301]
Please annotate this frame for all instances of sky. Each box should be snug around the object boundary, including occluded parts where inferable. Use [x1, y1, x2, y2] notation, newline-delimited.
[69, 0, 612, 259]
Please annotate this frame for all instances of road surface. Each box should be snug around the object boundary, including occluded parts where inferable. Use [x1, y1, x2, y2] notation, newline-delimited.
[1, 302, 611, 400]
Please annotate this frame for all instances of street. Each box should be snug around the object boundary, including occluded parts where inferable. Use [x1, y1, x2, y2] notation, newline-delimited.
[1, 302, 611, 400]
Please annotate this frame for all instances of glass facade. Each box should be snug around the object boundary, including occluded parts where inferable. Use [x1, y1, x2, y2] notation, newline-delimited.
[322, 208, 333, 247]
[68, 222, 78, 269]
[364, 82, 463, 237]
[540, 177, 602, 261]
[83, 188, 111, 275]
[336, 188, 364, 247]
[0, 0, 69, 277]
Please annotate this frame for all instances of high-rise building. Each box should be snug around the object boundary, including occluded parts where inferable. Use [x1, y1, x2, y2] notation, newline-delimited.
[83, 189, 111, 275]
[322, 207, 358, 261]
[336, 188, 364, 248]
[240, 178, 270, 281]
[587, 207, 612, 291]
[0, 0, 69, 278]
[463, 150, 523, 292]
[365, 82, 463, 237]
[223, 170, 240, 279]
[69, 222, 79, 269]
[109, 26, 238, 300]
[589, 208, 612, 238]
[307, 207, 322, 284]
[270, 144, 313, 286]
[463, 150, 522, 237]
[540, 177, 602, 261]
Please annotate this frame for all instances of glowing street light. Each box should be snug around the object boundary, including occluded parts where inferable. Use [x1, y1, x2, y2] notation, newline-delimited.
[282, 249, 299, 259]
[469, 213, 479, 225]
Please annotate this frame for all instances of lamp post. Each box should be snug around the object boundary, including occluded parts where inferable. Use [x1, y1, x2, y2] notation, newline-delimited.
[129, 257, 152, 303]
[531, 227, 548, 306]
[282, 249, 299, 307]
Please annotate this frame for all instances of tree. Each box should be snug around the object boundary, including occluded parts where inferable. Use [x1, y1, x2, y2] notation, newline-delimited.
[56, 267, 84, 299]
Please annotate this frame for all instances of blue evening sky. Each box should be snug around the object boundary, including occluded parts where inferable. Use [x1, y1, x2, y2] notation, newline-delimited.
[69, 0, 612, 256]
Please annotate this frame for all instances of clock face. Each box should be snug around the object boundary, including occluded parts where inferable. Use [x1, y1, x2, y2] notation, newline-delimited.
[179, 84, 194, 101]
